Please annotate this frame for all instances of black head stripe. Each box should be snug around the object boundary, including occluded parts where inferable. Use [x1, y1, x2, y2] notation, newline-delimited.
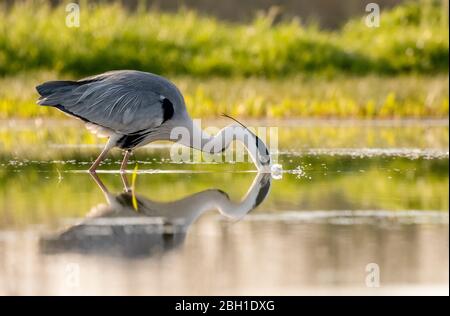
[161, 98, 174, 123]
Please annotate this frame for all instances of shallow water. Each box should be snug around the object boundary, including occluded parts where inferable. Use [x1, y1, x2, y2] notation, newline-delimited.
[0, 120, 448, 295]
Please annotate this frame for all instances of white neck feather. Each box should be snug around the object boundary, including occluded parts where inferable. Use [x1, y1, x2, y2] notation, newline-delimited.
[178, 120, 271, 171]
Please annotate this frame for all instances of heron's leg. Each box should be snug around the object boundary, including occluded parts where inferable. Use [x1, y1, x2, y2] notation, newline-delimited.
[88, 136, 120, 173]
[88, 145, 111, 173]
[120, 150, 132, 174]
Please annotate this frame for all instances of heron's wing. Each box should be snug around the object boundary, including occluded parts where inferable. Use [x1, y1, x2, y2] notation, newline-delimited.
[36, 72, 173, 134]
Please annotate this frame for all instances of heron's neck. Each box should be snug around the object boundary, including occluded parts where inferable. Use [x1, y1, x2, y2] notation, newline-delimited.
[183, 121, 271, 171]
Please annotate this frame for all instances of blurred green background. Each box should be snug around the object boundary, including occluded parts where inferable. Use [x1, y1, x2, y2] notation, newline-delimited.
[0, 0, 448, 119]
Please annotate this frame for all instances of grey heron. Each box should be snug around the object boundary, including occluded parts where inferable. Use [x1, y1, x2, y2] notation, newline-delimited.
[36, 70, 271, 173]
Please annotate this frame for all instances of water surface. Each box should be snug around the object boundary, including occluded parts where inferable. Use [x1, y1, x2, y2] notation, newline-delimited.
[0, 120, 448, 295]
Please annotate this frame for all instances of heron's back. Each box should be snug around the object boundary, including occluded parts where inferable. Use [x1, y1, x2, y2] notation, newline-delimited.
[36, 70, 187, 135]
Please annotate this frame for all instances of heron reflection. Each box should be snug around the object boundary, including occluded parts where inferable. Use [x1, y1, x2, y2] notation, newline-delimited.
[40, 172, 271, 257]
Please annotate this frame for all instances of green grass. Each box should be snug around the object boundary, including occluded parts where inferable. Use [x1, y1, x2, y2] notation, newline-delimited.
[0, 72, 448, 119]
[0, 1, 448, 77]
[0, 1, 448, 119]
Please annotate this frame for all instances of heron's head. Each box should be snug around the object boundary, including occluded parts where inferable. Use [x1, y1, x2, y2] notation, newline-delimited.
[254, 134, 271, 172]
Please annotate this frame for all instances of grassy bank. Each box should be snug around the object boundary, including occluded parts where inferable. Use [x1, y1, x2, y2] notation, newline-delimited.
[0, 72, 448, 119]
[0, 1, 448, 77]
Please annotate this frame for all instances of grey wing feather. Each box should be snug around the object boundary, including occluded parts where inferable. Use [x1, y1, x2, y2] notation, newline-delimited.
[36, 71, 177, 135]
